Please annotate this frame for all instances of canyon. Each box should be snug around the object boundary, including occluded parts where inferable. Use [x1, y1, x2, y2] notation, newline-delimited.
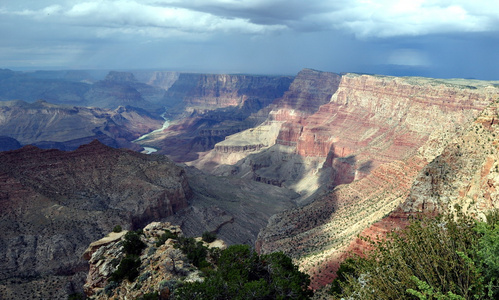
[1, 67, 499, 297]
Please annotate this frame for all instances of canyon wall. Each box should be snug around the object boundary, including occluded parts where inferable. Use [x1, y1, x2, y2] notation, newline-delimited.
[0, 140, 191, 299]
[195, 70, 499, 288]
[132, 70, 180, 90]
[138, 73, 293, 162]
[162, 73, 293, 112]
[192, 69, 342, 191]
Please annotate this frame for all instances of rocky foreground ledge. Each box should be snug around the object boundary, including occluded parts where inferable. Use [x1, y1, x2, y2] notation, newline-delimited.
[83, 222, 226, 299]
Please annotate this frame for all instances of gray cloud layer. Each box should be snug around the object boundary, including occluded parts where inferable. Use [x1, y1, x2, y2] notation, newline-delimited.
[1, 1, 498, 79]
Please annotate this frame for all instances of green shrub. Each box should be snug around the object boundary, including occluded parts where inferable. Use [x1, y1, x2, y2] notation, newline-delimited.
[175, 244, 313, 299]
[155, 230, 177, 247]
[332, 209, 499, 299]
[110, 255, 141, 283]
[112, 225, 122, 233]
[176, 236, 209, 268]
[122, 231, 146, 256]
[202, 231, 217, 243]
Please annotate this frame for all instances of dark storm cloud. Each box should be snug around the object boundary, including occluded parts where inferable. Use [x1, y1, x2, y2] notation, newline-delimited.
[0, 1, 498, 79]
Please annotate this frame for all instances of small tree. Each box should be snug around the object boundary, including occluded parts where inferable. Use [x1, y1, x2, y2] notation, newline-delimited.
[166, 249, 184, 274]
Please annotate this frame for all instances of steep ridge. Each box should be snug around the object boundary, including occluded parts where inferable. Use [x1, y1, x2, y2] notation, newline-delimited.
[0, 100, 164, 151]
[399, 99, 499, 215]
[139, 73, 293, 162]
[0, 140, 191, 299]
[241, 72, 499, 288]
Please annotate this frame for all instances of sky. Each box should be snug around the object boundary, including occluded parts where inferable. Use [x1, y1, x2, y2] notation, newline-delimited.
[0, 0, 498, 79]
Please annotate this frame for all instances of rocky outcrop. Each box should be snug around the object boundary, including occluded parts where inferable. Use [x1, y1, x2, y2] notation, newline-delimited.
[0, 100, 164, 151]
[83, 222, 225, 299]
[0, 141, 191, 299]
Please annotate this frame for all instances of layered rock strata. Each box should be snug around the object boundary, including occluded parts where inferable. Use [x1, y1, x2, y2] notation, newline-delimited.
[327, 99, 499, 290]
[139, 73, 293, 162]
[193, 69, 343, 192]
[0, 141, 191, 299]
[245, 73, 499, 288]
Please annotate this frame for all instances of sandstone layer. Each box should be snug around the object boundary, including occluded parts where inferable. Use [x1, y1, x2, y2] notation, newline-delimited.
[0, 141, 191, 299]
[330, 98, 499, 290]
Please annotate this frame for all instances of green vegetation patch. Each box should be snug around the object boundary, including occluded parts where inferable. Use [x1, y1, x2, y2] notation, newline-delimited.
[331, 208, 499, 299]
[175, 244, 313, 299]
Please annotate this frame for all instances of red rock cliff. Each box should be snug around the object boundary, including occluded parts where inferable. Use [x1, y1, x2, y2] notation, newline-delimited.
[253, 72, 499, 289]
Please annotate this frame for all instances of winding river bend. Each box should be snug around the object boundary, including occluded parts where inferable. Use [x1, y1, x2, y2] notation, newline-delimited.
[133, 110, 170, 154]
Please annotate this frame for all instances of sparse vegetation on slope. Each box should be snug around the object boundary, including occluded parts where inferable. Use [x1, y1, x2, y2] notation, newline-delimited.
[331, 208, 499, 299]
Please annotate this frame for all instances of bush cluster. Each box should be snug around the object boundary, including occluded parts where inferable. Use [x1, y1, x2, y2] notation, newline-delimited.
[110, 230, 146, 284]
[155, 230, 178, 247]
[175, 236, 209, 268]
[331, 208, 499, 299]
[174, 244, 313, 299]
[201, 231, 217, 243]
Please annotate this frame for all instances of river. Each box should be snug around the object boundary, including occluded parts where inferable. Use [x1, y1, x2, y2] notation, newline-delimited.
[133, 110, 170, 154]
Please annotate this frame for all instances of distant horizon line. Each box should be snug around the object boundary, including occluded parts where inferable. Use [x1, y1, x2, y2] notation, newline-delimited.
[2, 66, 499, 82]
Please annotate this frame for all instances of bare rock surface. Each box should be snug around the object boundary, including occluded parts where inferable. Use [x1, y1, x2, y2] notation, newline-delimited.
[165, 166, 300, 246]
